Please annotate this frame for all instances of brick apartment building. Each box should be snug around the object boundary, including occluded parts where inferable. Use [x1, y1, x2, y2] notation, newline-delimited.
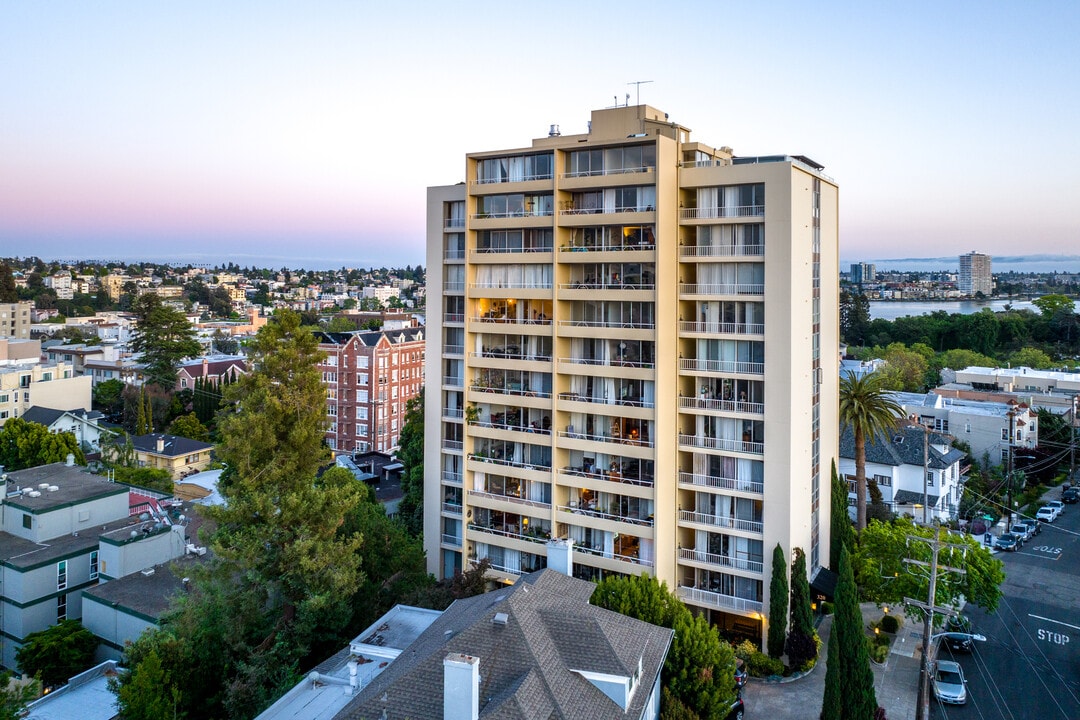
[315, 328, 425, 454]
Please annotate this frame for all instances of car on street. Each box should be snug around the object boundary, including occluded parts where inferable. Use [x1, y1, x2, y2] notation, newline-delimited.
[723, 695, 745, 720]
[1020, 517, 1042, 535]
[1046, 500, 1065, 517]
[933, 659, 968, 705]
[1063, 487, 1080, 503]
[942, 631, 975, 652]
[1037, 507, 1057, 523]
[996, 533, 1020, 551]
[733, 658, 748, 689]
[1010, 523, 1032, 543]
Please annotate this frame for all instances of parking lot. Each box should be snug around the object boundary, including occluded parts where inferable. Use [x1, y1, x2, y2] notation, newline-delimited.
[932, 494, 1080, 718]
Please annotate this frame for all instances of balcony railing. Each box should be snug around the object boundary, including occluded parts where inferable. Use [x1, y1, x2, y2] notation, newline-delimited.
[561, 165, 655, 179]
[559, 358, 654, 370]
[557, 390, 654, 410]
[559, 429, 653, 448]
[574, 544, 654, 568]
[443, 281, 465, 292]
[443, 313, 465, 323]
[558, 281, 655, 291]
[444, 344, 465, 355]
[442, 406, 464, 419]
[472, 245, 554, 255]
[679, 358, 764, 375]
[679, 434, 763, 455]
[679, 396, 764, 415]
[472, 350, 551, 362]
[468, 454, 551, 472]
[679, 206, 765, 220]
[560, 465, 653, 487]
[471, 316, 553, 326]
[444, 248, 466, 260]
[560, 242, 656, 253]
[678, 321, 764, 335]
[679, 509, 763, 534]
[470, 420, 551, 437]
[441, 533, 462, 547]
[679, 547, 764, 574]
[472, 209, 553, 220]
[679, 243, 764, 259]
[468, 522, 549, 544]
[558, 504, 654, 527]
[442, 502, 463, 516]
[442, 439, 463, 451]
[468, 489, 551, 509]
[559, 206, 654, 216]
[443, 218, 466, 230]
[678, 471, 763, 495]
[679, 283, 764, 296]
[476, 171, 553, 185]
[469, 384, 551, 399]
[442, 375, 464, 388]
[678, 585, 763, 613]
[470, 282, 553, 290]
[442, 470, 463, 485]
[558, 319, 655, 330]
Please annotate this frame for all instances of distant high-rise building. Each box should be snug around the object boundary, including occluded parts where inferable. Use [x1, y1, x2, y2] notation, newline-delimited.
[424, 104, 839, 646]
[958, 252, 992, 296]
[850, 263, 875, 285]
[0, 302, 32, 339]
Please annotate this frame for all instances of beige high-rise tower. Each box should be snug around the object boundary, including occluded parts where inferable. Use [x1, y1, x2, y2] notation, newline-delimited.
[424, 105, 839, 644]
[958, 251, 992, 296]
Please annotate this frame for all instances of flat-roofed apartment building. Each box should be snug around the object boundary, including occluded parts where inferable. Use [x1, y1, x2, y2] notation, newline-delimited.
[424, 104, 839, 644]
[958, 251, 992, 296]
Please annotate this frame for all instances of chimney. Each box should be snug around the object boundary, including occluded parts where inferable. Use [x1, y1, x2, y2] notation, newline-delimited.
[65, 453, 75, 467]
[443, 653, 480, 720]
[546, 537, 574, 577]
[156, 436, 165, 453]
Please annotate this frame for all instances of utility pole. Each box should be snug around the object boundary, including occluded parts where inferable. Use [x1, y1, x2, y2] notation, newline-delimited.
[1071, 395, 1077, 483]
[906, 527, 968, 720]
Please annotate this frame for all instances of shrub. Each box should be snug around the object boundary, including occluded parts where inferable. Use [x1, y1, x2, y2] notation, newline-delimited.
[732, 639, 758, 663]
[879, 614, 901, 633]
[747, 650, 784, 677]
[866, 635, 890, 664]
[785, 628, 818, 671]
[820, 601, 834, 615]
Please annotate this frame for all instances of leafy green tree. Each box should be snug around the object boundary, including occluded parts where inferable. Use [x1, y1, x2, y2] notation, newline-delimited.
[592, 574, 736, 719]
[1033, 293, 1074, 317]
[876, 343, 929, 392]
[112, 466, 173, 493]
[15, 620, 97, 689]
[839, 371, 903, 531]
[92, 378, 125, 416]
[0, 672, 40, 720]
[325, 315, 358, 332]
[767, 544, 788, 658]
[786, 548, 817, 670]
[821, 545, 877, 720]
[0, 264, 17, 302]
[396, 388, 425, 537]
[840, 290, 871, 345]
[111, 646, 185, 720]
[211, 329, 239, 355]
[853, 516, 1004, 613]
[830, 461, 855, 573]
[168, 412, 210, 443]
[130, 294, 201, 389]
[0, 418, 85, 471]
[1007, 346, 1052, 369]
[936, 348, 997, 371]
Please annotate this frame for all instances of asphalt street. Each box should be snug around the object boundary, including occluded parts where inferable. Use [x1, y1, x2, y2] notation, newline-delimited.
[931, 490, 1080, 719]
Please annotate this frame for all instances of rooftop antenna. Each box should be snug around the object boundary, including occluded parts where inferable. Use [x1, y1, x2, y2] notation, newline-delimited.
[627, 80, 653, 106]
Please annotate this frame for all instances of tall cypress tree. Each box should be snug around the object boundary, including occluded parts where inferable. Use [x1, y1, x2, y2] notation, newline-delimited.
[767, 543, 789, 658]
[821, 544, 877, 719]
[831, 461, 856, 573]
[786, 547, 817, 670]
[136, 387, 148, 435]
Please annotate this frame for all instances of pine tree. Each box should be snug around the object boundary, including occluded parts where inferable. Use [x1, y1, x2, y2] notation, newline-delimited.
[144, 389, 154, 434]
[136, 387, 148, 435]
[767, 543, 788, 658]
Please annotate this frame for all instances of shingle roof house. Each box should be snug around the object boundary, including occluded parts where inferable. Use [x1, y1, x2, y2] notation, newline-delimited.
[336, 569, 673, 720]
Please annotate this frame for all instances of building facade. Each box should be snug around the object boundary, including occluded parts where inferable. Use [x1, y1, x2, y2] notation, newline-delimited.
[0, 302, 32, 339]
[850, 262, 875, 286]
[315, 328, 425, 454]
[423, 104, 839, 644]
[0, 360, 91, 426]
[958, 251, 992, 296]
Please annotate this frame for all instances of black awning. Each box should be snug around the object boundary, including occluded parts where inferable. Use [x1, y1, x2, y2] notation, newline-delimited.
[811, 566, 839, 602]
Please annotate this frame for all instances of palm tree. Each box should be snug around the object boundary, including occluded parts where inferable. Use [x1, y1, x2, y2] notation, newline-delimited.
[839, 371, 903, 531]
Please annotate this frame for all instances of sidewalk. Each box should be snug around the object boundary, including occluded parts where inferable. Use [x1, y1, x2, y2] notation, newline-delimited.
[743, 603, 922, 720]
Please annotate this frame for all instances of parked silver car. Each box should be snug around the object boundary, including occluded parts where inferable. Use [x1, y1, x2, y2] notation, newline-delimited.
[933, 659, 968, 705]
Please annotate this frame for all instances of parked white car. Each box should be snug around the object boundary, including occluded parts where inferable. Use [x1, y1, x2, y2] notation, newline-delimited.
[1046, 500, 1065, 517]
[1036, 507, 1057, 523]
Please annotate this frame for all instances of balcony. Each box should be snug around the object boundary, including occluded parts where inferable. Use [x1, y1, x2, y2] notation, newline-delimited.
[679, 283, 764, 296]
[558, 318, 655, 331]
[442, 406, 464, 420]
[679, 206, 764, 220]
[470, 419, 551, 437]
[469, 384, 551, 400]
[442, 375, 464, 388]
[442, 471, 463, 486]
[470, 281, 553, 290]
[561, 165, 655, 179]
[444, 344, 465, 356]
[558, 389, 654, 410]
[678, 585, 762, 613]
[574, 544, 654, 568]
[559, 241, 656, 254]
[557, 504, 654, 528]
[558, 280, 654, 292]
[441, 533, 463, 547]
[560, 463, 653, 488]
[679, 358, 763, 375]
[468, 489, 551, 510]
[679, 547, 763, 574]
[679, 434, 763, 455]
[443, 313, 465, 324]
[471, 245, 553, 257]
[444, 248, 466, 260]
[442, 439, 463, 452]
[679, 396, 764, 415]
[471, 208, 553, 220]
[468, 454, 551, 473]
[678, 509, 763, 534]
[470, 315, 552, 327]
[472, 349, 552, 362]
[678, 471, 763, 495]
[443, 218, 466, 231]
[467, 522, 549, 545]
[678, 321, 764, 336]
[558, 428, 653, 449]
[679, 243, 764, 259]
[444, 281, 465, 293]
[442, 502, 463, 516]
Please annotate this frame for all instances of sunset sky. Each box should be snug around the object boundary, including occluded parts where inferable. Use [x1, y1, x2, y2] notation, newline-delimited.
[2, 1, 1078, 269]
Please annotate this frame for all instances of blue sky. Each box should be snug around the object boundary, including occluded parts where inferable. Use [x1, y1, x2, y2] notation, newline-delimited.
[2, 1, 1078, 269]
